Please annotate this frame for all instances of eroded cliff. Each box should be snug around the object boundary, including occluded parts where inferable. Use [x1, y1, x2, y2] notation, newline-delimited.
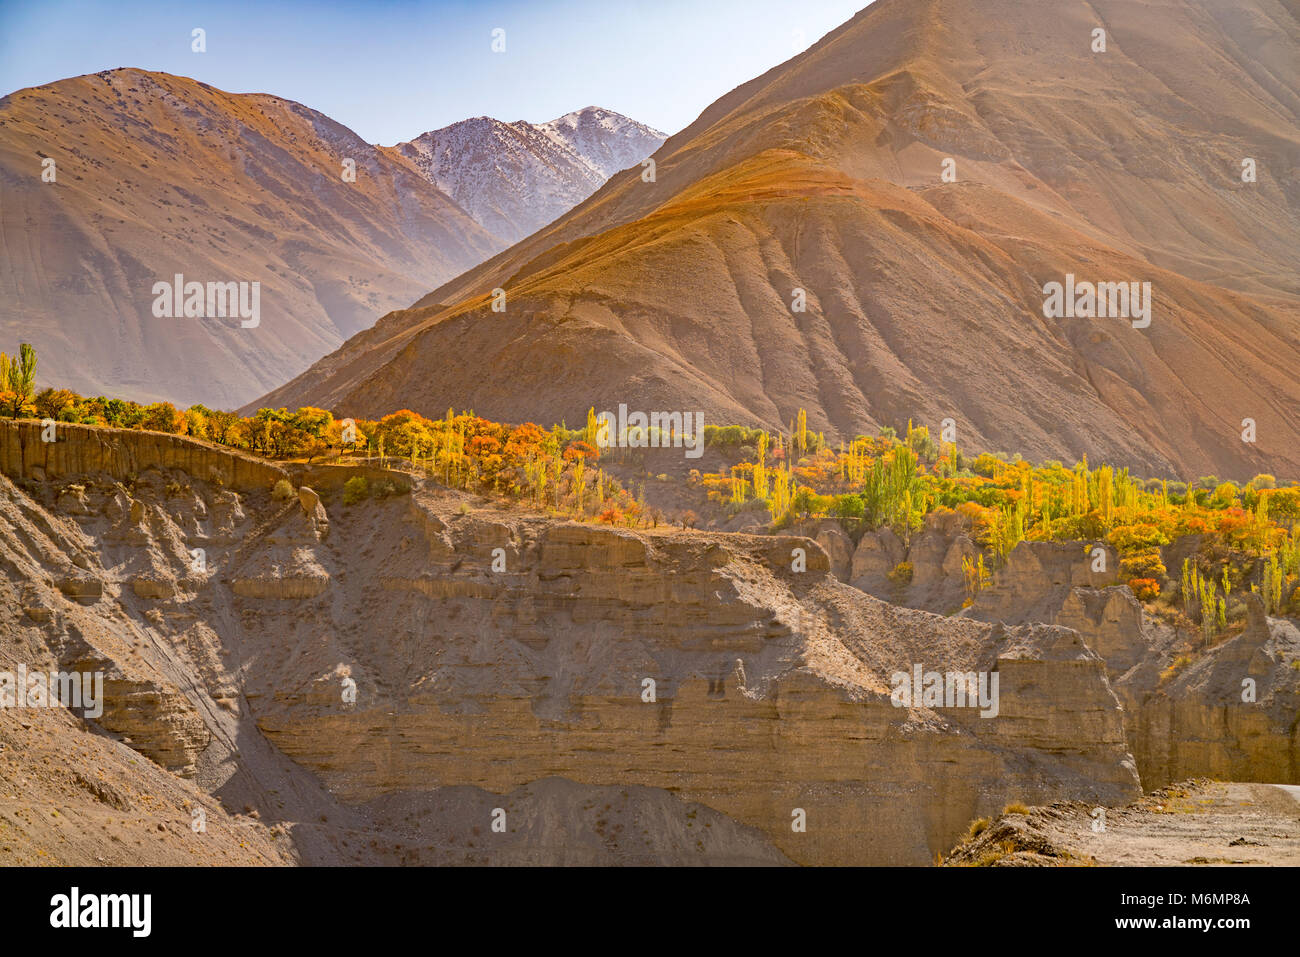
[1, 425, 1295, 864]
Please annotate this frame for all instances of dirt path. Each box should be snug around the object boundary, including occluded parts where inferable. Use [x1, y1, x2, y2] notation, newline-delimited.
[946, 780, 1300, 866]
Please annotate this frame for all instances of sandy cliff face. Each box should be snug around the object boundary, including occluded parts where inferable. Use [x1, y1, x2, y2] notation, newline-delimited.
[0, 420, 288, 491]
[842, 518, 1300, 789]
[238, 496, 1139, 865]
[1, 426, 1295, 864]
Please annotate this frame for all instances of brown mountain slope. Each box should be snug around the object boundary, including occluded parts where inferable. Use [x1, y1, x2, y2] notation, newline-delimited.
[0, 68, 503, 408]
[256, 0, 1300, 479]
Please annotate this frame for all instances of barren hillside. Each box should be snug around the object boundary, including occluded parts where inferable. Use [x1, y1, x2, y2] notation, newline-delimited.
[0, 68, 503, 408]
[257, 0, 1300, 480]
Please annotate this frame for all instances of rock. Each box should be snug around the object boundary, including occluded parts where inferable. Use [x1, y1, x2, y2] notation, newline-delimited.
[539, 524, 648, 570]
[2, 429, 1295, 866]
[762, 536, 831, 575]
[1057, 586, 1151, 676]
[94, 676, 211, 776]
[813, 520, 853, 581]
[969, 541, 1117, 624]
[850, 526, 905, 587]
[907, 527, 950, 586]
[297, 485, 329, 540]
[132, 578, 177, 600]
[231, 548, 330, 599]
[0, 419, 289, 492]
[297, 485, 320, 515]
[55, 575, 102, 603]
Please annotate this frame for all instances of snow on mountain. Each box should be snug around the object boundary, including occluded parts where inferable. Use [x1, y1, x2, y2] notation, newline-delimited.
[539, 106, 667, 179]
[395, 107, 665, 243]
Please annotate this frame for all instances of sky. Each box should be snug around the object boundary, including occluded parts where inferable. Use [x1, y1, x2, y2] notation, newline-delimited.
[0, 0, 870, 143]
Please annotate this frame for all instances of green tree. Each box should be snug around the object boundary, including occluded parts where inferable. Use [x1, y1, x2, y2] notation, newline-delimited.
[1, 343, 37, 417]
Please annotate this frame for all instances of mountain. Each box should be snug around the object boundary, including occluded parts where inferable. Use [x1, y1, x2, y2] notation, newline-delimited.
[257, 0, 1300, 481]
[540, 106, 669, 179]
[393, 107, 666, 243]
[0, 68, 504, 408]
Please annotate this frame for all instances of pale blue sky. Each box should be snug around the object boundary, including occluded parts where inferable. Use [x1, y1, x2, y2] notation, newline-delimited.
[0, 0, 869, 143]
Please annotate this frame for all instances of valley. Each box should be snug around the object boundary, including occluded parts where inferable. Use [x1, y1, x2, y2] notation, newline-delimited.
[1, 418, 1295, 865]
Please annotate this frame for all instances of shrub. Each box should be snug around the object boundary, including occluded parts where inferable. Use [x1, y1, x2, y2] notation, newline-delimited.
[1120, 548, 1166, 581]
[887, 561, 914, 586]
[1212, 482, 1239, 506]
[1128, 578, 1161, 601]
[271, 479, 295, 502]
[1108, 523, 1169, 554]
[1048, 510, 1108, 542]
[1159, 655, 1193, 684]
[831, 493, 865, 521]
[343, 476, 368, 505]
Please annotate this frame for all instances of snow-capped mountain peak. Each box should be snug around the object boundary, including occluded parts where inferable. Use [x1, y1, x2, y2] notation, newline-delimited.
[395, 107, 665, 243]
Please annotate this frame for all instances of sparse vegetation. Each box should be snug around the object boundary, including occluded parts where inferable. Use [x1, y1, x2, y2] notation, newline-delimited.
[1160, 655, 1194, 685]
[11, 374, 1300, 614]
[342, 476, 368, 505]
[887, 561, 914, 586]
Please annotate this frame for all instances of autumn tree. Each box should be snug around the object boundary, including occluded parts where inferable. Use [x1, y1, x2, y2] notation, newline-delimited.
[0, 343, 37, 417]
[34, 387, 77, 421]
[140, 401, 186, 434]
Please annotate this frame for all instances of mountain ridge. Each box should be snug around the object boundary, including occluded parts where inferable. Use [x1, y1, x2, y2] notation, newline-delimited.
[255, 0, 1300, 480]
[0, 67, 503, 407]
[2, 70, 666, 408]
[393, 106, 665, 243]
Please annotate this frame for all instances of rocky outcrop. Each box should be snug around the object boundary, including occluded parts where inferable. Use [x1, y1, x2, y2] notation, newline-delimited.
[1, 425, 1295, 865]
[966, 541, 1120, 624]
[1, 419, 288, 492]
[809, 519, 853, 581]
[230, 500, 331, 599]
[240, 491, 1140, 865]
[296, 486, 329, 540]
[1057, 586, 1153, 677]
[850, 526, 906, 588]
[1122, 597, 1300, 787]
